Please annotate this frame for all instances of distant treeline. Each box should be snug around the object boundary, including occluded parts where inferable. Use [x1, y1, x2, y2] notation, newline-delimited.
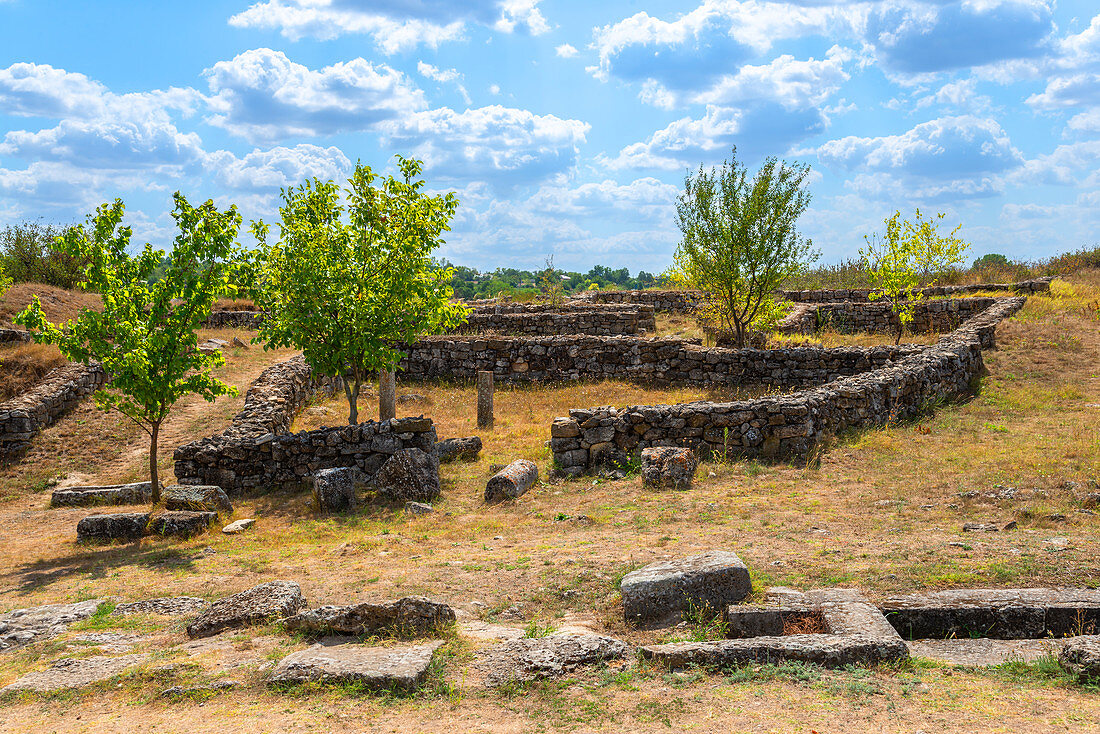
[443, 262, 667, 299]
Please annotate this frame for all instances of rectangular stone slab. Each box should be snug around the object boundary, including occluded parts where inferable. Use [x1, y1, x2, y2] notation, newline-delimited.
[640, 633, 908, 670]
[269, 641, 443, 691]
[621, 550, 750, 626]
[1, 654, 147, 693]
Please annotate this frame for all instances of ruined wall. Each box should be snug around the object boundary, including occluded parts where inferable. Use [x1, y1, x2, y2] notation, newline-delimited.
[204, 311, 263, 329]
[457, 303, 656, 336]
[583, 289, 705, 314]
[173, 354, 435, 494]
[776, 277, 1052, 303]
[0, 328, 32, 344]
[777, 297, 997, 336]
[400, 335, 923, 389]
[549, 297, 1026, 474]
[0, 362, 106, 459]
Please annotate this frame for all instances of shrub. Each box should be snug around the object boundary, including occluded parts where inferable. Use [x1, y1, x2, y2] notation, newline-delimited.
[0, 221, 88, 289]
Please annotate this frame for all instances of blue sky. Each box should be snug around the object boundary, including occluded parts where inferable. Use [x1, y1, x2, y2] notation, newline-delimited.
[1, 0, 1099, 272]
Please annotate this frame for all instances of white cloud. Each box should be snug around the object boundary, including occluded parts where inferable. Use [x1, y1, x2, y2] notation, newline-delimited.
[0, 116, 206, 170]
[604, 103, 826, 171]
[555, 43, 578, 58]
[692, 46, 852, 109]
[1010, 140, 1100, 186]
[204, 48, 426, 142]
[1067, 109, 1100, 136]
[591, 1, 846, 90]
[206, 144, 351, 192]
[1026, 73, 1100, 109]
[381, 105, 590, 187]
[417, 61, 471, 105]
[817, 115, 1024, 200]
[228, 0, 549, 53]
[489, 84, 501, 95]
[863, 0, 1057, 74]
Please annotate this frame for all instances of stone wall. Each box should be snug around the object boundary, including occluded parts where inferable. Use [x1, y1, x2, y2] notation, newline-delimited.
[582, 289, 706, 314]
[400, 335, 923, 389]
[776, 277, 1052, 303]
[458, 304, 656, 336]
[204, 311, 263, 329]
[173, 354, 435, 494]
[549, 297, 1026, 473]
[777, 297, 997, 336]
[0, 328, 32, 344]
[0, 362, 106, 459]
[203, 303, 656, 336]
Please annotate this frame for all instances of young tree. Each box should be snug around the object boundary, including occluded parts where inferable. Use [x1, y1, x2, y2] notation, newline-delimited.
[673, 148, 817, 347]
[15, 195, 242, 502]
[905, 209, 970, 283]
[251, 156, 468, 425]
[538, 255, 565, 307]
[861, 210, 972, 344]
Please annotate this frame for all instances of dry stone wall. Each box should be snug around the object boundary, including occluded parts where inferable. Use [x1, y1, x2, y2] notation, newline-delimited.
[204, 311, 263, 329]
[549, 297, 1026, 473]
[778, 297, 997, 336]
[0, 362, 106, 459]
[400, 335, 923, 389]
[0, 328, 32, 344]
[777, 277, 1052, 303]
[173, 355, 435, 494]
[457, 303, 656, 336]
[582, 289, 705, 314]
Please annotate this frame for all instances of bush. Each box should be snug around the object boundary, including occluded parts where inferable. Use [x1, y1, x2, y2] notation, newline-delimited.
[0, 221, 88, 289]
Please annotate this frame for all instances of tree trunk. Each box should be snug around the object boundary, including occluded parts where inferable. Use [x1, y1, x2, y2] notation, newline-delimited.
[344, 378, 360, 425]
[734, 318, 745, 349]
[379, 370, 396, 422]
[149, 422, 161, 504]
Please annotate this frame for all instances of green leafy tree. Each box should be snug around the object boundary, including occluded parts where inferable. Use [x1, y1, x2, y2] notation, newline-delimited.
[973, 253, 1010, 270]
[251, 156, 468, 425]
[15, 195, 243, 502]
[860, 211, 923, 345]
[673, 147, 817, 347]
[0, 221, 89, 289]
[905, 209, 970, 282]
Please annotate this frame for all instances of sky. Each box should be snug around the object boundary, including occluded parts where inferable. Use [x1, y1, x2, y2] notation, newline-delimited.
[1, 0, 1099, 273]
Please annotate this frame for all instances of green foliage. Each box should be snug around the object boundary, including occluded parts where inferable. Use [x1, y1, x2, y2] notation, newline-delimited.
[0, 259, 9, 296]
[0, 220, 89, 288]
[860, 211, 922, 345]
[14, 195, 242, 501]
[537, 255, 565, 307]
[251, 156, 468, 425]
[672, 147, 817, 347]
[860, 209, 971, 344]
[973, 253, 1010, 270]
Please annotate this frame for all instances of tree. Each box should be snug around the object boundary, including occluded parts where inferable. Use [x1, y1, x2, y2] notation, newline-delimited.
[538, 255, 565, 307]
[251, 156, 469, 425]
[973, 253, 1010, 270]
[673, 147, 817, 347]
[14, 195, 242, 502]
[860, 211, 923, 345]
[0, 221, 88, 288]
[905, 209, 969, 283]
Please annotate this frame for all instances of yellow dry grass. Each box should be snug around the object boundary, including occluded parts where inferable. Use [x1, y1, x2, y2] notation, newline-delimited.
[0, 272, 1097, 732]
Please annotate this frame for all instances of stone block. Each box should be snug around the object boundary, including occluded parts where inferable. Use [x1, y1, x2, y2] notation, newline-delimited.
[147, 511, 217, 538]
[283, 596, 455, 638]
[308, 467, 365, 513]
[436, 436, 482, 462]
[163, 485, 232, 514]
[375, 448, 440, 503]
[1059, 636, 1100, 681]
[485, 460, 539, 503]
[640, 446, 698, 490]
[269, 641, 443, 691]
[621, 550, 751, 626]
[76, 513, 150, 542]
[187, 580, 306, 639]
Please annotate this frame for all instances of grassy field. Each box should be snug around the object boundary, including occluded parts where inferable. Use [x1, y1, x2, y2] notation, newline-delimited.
[0, 271, 1097, 732]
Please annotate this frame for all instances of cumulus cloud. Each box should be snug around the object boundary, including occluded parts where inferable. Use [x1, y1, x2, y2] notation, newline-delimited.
[693, 46, 852, 108]
[604, 104, 826, 171]
[206, 144, 351, 192]
[228, 0, 549, 52]
[1026, 73, 1100, 109]
[864, 0, 1056, 73]
[815, 115, 1027, 201]
[1067, 109, 1100, 136]
[204, 48, 425, 142]
[381, 105, 590, 187]
[0, 116, 206, 170]
[555, 43, 578, 58]
[417, 62, 471, 105]
[590, 1, 845, 91]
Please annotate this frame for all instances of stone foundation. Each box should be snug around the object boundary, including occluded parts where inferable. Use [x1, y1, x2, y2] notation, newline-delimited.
[0, 362, 106, 459]
[457, 303, 655, 336]
[550, 298, 1026, 473]
[776, 277, 1052, 303]
[778, 297, 998, 336]
[173, 355, 435, 495]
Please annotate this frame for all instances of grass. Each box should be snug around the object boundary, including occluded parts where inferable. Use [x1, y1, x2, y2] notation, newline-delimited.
[0, 270, 1098, 731]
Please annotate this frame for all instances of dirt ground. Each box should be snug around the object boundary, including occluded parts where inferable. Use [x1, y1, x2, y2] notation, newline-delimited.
[0, 273, 1098, 732]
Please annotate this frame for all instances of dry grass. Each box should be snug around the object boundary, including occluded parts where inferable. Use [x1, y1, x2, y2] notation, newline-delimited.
[0, 273, 1098, 732]
[0, 342, 68, 401]
[0, 282, 100, 328]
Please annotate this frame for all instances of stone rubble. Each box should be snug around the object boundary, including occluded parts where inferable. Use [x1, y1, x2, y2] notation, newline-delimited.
[283, 596, 456, 638]
[187, 581, 306, 639]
